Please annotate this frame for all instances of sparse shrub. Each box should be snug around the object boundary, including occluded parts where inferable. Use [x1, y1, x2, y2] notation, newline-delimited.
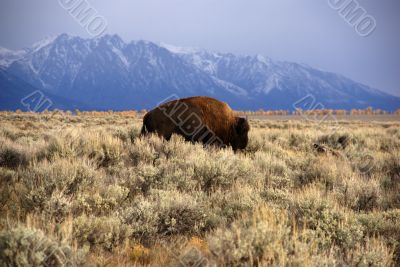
[291, 188, 364, 251]
[74, 184, 129, 215]
[192, 151, 255, 192]
[378, 133, 400, 152]
[380, 154, 400, 182]
[19, 159, 97, 217]
[121, 190, 212, 240]
[358, 210, 400, 263]
[245, 130, 267, 153]
[128, 125, 142, 143]
[0, 226, 82, 266]
[207, 205, 328, 266]
[288, 131, 312, 151]
[129, 135, 162, 166]
[131, 163, 161, 194]
[0, 168, 16, 209]
[85, 134, 123, 167]
[73, 215, 132, 251]
[211, 185, 262, 223]
[292, 156, 346, 188]
[0, 140, 31, 168]
[255, 151, 288, 177]
[43, 190, 73, 223]
[42, 131, 123, 167]
[157, 202, 208, 235]
[336, 176, 381, 211]
[260, 188, 291, 208]
[119, 198, 159, 239]
[0, 127, 21, 141]
[41, 135, 74, 160]
[113, 129, 129, 142]
[254, 151, 294, 189]
[150, 190, 211, 235]
[345, 238, 394, 267]
[317, 132, 353, 149]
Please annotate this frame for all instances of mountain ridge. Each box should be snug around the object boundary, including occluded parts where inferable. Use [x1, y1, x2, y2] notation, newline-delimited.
[1, 33, 399, 111]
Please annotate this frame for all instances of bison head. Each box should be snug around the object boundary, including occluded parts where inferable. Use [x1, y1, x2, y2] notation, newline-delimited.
[231, 117, 250, 151]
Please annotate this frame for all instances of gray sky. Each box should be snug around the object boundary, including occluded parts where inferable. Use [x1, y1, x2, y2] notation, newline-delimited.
[0, 0, 399, 96]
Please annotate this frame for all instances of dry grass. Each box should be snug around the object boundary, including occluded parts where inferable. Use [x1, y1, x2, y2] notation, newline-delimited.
[0, 112, 399, 266]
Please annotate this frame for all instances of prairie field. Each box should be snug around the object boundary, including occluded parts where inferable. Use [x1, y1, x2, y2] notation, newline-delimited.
[0, 112, 399, 266]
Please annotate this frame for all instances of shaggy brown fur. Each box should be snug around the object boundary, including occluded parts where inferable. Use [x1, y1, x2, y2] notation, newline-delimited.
[141, 96, 250, 151]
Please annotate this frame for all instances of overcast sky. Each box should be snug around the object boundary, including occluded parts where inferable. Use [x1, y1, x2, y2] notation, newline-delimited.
[0, 0, 399, 96]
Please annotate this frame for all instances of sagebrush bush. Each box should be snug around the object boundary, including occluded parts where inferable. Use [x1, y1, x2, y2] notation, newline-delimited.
[210, 184, 262, 223]
[0, 113, 398, 265]
[357, 210, 400, 263]
[0, 139, 31, 168]
[18, 159, 98, 216]
[73, 215, 132, 251]
[292, 155, 348, 188]
[120, 189, 212, 240]
[345, 237, 394, 267]
[74, 184, 129, 216]
[208, 205, 333, 266]
[335, 175, 381, 211]
[0, 225, 82, 267]
[317, 132, 353, 149]
[290, 187, 364, 251]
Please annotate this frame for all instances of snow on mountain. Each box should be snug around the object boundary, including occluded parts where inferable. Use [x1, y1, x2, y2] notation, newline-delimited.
[167, 46, 399, 110]
[1, 33, 399, 111]
[30, 35, 58, 53]
[0, 47, 27, 67]
[0, 35, 61, 69]
[159, 42, 202, 55]
[4, 34, 244, 109]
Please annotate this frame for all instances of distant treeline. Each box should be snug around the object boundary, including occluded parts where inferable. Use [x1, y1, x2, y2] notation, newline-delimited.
[4, 107, 400, 117]
[236, 107, 400, 116]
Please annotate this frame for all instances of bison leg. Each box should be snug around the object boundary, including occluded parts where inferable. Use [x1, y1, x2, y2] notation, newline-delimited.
[161, 132, 172, 141]
[140, 124, 148, 136]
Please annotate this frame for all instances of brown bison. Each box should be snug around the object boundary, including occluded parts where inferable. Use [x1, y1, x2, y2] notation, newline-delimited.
[141, 96, 250, 151]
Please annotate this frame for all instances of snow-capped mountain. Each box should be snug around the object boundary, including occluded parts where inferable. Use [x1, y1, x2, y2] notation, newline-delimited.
[5, 34, 246, 110]
[1, 34, 399, 111]
[162, 44, 400, 110]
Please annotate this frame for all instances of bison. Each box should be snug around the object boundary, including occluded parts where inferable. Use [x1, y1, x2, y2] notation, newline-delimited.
[140, 96, 250, 151]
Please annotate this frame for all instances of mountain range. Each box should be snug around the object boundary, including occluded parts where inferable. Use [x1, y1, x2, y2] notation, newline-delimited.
[1, 33, 399, 111]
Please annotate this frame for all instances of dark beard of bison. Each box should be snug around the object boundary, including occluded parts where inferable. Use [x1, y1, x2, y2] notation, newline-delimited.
[231, 133, 249, 151]
[230, 117, 250, 152]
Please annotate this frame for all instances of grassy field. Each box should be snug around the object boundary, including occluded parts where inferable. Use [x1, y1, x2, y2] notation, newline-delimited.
[0, 112, 399, 266]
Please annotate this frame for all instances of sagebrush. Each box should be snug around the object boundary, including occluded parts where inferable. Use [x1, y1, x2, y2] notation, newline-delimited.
[0, 112, 399, 266]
